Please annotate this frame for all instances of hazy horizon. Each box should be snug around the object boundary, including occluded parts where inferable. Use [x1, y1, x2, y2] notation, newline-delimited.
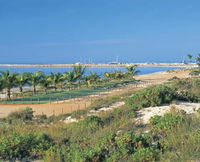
[0, 60, 188, 64]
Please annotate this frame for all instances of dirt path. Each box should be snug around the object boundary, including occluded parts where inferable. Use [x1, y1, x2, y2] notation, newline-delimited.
[0, 69, 191, 118]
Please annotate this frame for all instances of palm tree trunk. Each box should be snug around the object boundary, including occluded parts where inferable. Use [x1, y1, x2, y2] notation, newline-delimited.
[7, 88, 11, 100]
[33, 85, 36, 94]
[20, 86, 23, 93]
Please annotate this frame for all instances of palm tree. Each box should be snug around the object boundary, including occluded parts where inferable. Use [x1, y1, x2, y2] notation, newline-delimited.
[197, 53, 200, 68]
[73, 65, 86, 81]
[84, 72, 100, 87]
[16, 72, 30, 93]
[187, 54, 193, 63]
[49, 72, 63, 91]
[0, 70, 18, 100]
[0, 76, 4, 92]
[63, 71, 77, 90]
[28, 71, 44, 94]
[40, 75, 51, 94]
[114, 70, 125, 80]
[126, 65, 140, 76]
[104, 72, 112, 80]
[104, 71, 126, 80]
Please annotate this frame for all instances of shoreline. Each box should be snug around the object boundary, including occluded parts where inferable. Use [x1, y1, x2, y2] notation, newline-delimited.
[0, 63, 197, 68]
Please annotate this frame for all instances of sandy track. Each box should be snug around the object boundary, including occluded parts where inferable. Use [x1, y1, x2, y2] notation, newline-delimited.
[0, 69, 191, 118]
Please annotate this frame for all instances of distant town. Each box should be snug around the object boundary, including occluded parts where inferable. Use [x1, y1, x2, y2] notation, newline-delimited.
[0, 62, 198, 68]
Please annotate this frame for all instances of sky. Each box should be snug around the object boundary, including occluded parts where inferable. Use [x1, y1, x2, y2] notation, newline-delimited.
[0, 0, 200, 64]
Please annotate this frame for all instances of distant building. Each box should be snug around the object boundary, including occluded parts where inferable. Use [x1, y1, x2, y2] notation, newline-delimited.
[108, 62, 120, 65]
[75, 62, 82, 65]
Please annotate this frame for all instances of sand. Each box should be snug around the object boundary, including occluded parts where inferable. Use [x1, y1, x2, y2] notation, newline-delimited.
[136, 101, 200, 124]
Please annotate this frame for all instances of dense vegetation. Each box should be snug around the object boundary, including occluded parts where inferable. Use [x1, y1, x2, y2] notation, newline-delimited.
[0, 76, 200, 161]
[126, 85, 176, 110]
[126, 77, 200, 111]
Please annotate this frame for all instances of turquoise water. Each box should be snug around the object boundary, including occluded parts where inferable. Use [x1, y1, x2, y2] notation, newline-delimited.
[0, 66, 182, 76]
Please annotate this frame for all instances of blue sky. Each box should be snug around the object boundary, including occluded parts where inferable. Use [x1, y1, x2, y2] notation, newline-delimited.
[0, 0, 200, 64]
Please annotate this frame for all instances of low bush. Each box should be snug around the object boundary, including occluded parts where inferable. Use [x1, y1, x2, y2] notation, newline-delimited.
[44, 145, 65, 162]
[157, 114, 200, 161]
[172, 78, 200, 97]
[106, 132, 160, 161]
[70, 109, 88, 119]
[131, 147, 160, 162]
[189, 69, 200, 76]
[176, 90, 199, 102]
[81, 116, 104, 131]
[8, 107, 34, 121]
[35, 114, 48, 123]
[88, 95, 122, 111]
[150, 113, 186, 136]
[0, 133, 53, 160]
[168, 76, 180, 81]
[45, 114, 70, 123]
[126, 85, 176, 110]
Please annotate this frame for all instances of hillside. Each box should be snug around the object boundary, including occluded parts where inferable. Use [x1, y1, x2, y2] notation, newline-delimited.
[0, 69, 200, 161]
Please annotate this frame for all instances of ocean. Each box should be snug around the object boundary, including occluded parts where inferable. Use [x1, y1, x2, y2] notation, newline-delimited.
[0, 66, 182, 76]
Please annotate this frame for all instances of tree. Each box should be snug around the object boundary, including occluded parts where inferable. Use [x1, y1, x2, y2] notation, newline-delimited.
[16, 72, 30, 93]
[113, 70, 125, 80]
[197, 53, 200, 68]
[40, 75, 51, 94]
[49, 72, 63, 91]
[103, 71, 126, 80]
[187, 54, 193, 63]
[84, 72, 100, 87]
[126, 65, 140, 76]
[0, 70, 18, 100]
[63, 71, 77, 89]
[0, 76, 4, 92]
[73, 65, 86, 81]
[28, 71, 44, 94]
[104, 72, 112, 80]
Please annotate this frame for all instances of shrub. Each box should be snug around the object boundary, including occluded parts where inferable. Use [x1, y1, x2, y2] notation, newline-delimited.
[44, 145, 64, 162]
[0, 133, 53, 160]
[116, 132, 152, 154]
[189, 70, 200, 76]
[35, 114, 48, 123]
[82, 116, 104, 130]
[46, 114, 70, 123]
[150, 113, 185, 136]
[8, 107, 34, 121]
[126, 85, 176, 110]
[176, 90, 199, 102]
[171, 78, 200, 98]
[168, 76, 180, 81]
[104, 132, 160, 161]
[131, 148, 160, 162]
[196, 108, 200, 115]
[80, 146, 107, 162]
[71, 109, 88, 119]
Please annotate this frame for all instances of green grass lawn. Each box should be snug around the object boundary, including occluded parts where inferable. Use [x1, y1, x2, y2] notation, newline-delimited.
[0, 80, 136, 104]
[0, 88, 106, 104]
